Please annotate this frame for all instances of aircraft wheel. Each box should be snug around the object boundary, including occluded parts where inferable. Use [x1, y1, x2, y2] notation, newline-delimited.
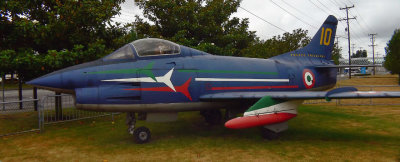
[201, 110, 222, 125]
[261, 128, 280, 140]
[224, 109, 237, 121]
[134, 126, 151, 144]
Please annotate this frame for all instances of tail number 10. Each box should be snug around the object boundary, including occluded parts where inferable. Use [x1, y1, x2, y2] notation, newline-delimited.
[320, 27, 332, 46]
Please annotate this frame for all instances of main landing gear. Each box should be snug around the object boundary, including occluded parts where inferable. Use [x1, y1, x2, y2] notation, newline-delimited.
[260, 122, 289, 140]
[200, 110, 222, 125]
[127, 112, 151, 144]
[261, 128, 280, 140]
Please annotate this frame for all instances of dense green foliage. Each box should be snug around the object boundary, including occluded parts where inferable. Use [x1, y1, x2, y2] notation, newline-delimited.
[331, 41, 342, 65]
[135, 0, 257, 56]
[351, 49, 367, 58]
[241, 29, 310, 58]
[1, 0, 126, 52]
[384, 29, 400, 84]
[384, 29, 400, 74]
[1, 0, 342, 81]
[135, 0, 341, 62]
[0, 0, 134, 80]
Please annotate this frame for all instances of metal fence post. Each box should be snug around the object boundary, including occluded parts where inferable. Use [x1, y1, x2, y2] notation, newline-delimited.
[2, 74, 4, 111]
[55, 92, 62, 120]
[18, 78, 23, 109]
[338, 85, 341, 106]
[38, 98, 42, 132]
[370, 86, 373, 105]
[33, 87, 38, 111]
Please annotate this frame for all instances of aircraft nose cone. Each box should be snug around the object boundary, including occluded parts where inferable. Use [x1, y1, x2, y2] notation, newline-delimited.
[27, 73, 63, 89]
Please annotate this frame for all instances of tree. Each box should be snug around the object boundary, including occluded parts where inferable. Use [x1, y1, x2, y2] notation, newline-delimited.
[332, 41, 342, 65]
[1, 0, 126, 53]
[134, 0, 257, 56]
[241, 29, 310, 58]
[0, 0, 130, 80]
[384, 29, 400, 84]
[351, 49, 367, 58]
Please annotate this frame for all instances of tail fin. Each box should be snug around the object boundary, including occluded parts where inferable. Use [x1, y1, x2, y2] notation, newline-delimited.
[273, 15, 338, 61]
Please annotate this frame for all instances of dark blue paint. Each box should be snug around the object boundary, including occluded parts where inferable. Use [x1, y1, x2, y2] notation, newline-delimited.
[28, 15, 339, 106]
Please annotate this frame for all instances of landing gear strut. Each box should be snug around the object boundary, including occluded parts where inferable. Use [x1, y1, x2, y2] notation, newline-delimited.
[260, 122, 289, 140]
[261, 128, 280, 140]
[127, 112, 151, 144]
[200, 110, 222, 125]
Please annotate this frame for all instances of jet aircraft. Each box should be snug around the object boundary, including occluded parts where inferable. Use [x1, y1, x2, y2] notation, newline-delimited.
[28, 15, 400, 143]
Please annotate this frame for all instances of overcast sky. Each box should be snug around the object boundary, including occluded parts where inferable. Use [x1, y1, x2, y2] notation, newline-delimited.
[114, 0, 400, 59]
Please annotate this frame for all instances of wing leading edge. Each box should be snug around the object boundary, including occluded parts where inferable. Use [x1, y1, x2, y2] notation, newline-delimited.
[200, 87, 400, 101]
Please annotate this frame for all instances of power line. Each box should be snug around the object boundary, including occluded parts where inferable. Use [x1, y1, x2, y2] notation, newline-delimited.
[354, 12, 374, 32]
[315, 0, 341, 16]
[347, 4, 375, 33]
[308, 0, 330, 16]
[280, 0, 320, 24]
[270, 0, 317, 29]
[327, 0, 341, 8]
[333, 0, 345, 6]
[344, 0, 354, 6]
[348, 20, 369, 42]
[238, 6, 288, 32]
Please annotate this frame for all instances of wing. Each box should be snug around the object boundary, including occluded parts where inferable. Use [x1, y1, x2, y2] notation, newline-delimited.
[201, 87, 400, 129]
[314, 65, 379, 68]
[200, 87, 400, 101]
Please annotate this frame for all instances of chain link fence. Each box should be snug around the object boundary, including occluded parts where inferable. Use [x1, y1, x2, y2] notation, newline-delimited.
[2, 85, 399, 137]
[0, 99, 40, 137]
[39, 94, 113, 126]
[1, 94, 115, 137]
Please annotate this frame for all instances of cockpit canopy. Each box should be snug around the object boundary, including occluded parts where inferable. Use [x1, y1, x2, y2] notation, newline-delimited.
[132, 38, 180, 57]
[103, 38, 181, 61]
[103, 44, 134, 60]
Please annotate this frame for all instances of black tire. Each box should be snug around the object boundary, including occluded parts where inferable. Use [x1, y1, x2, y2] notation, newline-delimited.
[261, 128, 280, 140]
[201, 110, 222, 125]
[134, 126, 151, 144]
[224, 109, 237, 121]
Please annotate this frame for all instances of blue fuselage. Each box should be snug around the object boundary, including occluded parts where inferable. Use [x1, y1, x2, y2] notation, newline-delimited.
[29, 44, 337, 111]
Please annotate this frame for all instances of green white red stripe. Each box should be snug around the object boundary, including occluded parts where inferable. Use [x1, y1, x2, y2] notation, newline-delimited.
[224, 96, 302, 129]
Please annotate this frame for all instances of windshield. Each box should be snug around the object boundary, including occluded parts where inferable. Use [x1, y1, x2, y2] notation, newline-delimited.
[132, 38, 180, 57]
[104, 44, 135, 61]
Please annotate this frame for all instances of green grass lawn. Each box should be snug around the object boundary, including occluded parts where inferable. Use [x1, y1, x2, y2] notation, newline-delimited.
[1, 104, 399, 161]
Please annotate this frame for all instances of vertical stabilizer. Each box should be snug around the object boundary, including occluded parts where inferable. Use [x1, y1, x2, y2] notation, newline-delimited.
[272, 15, 338, 61]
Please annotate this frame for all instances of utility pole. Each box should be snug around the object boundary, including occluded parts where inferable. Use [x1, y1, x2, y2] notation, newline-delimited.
[339, 5, 356, 79]
[351, 43, 356, 57]
[369, 33, 377, 75]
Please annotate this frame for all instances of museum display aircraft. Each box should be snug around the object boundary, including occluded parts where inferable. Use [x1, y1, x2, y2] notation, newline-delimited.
[28, 15, 400, 143]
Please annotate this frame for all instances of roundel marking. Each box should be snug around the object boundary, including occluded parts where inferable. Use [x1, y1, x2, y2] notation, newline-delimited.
[302, 69, 315, 89]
